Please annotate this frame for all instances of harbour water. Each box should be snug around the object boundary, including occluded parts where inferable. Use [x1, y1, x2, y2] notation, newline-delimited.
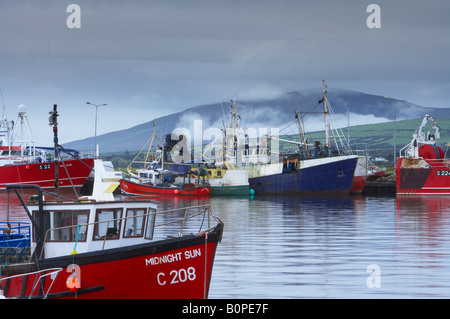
[2, 192, 450, 299]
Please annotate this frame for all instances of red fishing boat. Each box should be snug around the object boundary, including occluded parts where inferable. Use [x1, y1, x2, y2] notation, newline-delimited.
[350, 156, 368, 194]
[0, 105, 222, 299]
[0, 184, 223, 299]
[119, 121, 210, 196]
[120, 176, 211, 196]
[0, 104, 94, 190]
[0, 156, 94, 190]
[395, 114, 450, 195]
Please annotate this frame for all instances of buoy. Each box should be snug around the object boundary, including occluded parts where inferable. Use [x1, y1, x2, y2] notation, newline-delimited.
[249, 189, 255, 195]
[174, 189, 179, 194]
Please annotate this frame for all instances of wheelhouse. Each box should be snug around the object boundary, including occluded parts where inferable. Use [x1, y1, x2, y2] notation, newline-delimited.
[27, 199, 216, 260]
[28, 201, 158, 259]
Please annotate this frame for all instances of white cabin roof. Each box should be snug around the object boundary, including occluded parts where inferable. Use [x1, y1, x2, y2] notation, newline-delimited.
[27, 200, 159, 259]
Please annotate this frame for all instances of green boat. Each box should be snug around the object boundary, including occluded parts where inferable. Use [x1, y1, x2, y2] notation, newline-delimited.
[190, 163, 251, 196]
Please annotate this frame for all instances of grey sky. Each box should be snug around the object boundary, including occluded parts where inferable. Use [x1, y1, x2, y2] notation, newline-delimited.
[0, 0, 449, 146]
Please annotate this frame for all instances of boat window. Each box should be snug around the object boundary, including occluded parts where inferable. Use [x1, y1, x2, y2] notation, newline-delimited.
[124, 208, 146, 238]
[34, 210, 89, 242]
[145, 208, 157, 240]
[93, 208, 123, 240]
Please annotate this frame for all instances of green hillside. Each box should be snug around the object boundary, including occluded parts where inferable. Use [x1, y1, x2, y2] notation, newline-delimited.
[277, 117, 450, 161]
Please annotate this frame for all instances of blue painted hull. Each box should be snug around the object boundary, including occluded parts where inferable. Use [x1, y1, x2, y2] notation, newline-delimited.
[1, 222, 31, 248]
[249, 156, 358, 194]
[0, 235, 30, 248]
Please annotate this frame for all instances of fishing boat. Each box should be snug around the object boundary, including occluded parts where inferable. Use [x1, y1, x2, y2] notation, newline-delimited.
[247, 151, 358, 194]
[350, 155, 368, 194]
[0, 104, 95, 190]
[0, 113, 223, 299]
[192, 163, 250, 196]
[0, 184, 223, 299]
[163, 160, 250, 196]
[120, 170, 211, 196]
[163, 134, 251, 196]
[119, 121, 211, 196]
[395, 114, 450, 195]
[225, 81, 358, 195]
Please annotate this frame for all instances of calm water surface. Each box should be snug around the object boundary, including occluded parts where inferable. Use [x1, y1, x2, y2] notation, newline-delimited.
[2, 192, 450, 298]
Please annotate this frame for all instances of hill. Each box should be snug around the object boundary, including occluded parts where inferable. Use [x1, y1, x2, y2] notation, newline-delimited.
[64, 88, 450, 154]
[280, 117, 450, 161]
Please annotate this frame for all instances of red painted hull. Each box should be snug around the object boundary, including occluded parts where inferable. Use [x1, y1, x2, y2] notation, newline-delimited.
[120, 178, 211, 196]
[395, 157, 450, 195]
[350, 175, 366, 194]
[0, 158, 95, 190]
[1, 224, 223, 299]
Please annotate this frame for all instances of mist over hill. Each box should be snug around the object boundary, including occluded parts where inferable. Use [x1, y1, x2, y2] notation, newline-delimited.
[64, 88, 450, 154]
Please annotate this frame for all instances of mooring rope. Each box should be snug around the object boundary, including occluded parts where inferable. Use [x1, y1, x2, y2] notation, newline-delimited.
[203, 232, 208, 299]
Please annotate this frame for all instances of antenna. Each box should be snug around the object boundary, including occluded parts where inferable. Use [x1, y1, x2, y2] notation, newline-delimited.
[47, 40, 52, 106]
[0, 87, 7, 116]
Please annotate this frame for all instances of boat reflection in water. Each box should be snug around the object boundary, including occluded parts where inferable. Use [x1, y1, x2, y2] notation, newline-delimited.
[395, 195, 450, 241]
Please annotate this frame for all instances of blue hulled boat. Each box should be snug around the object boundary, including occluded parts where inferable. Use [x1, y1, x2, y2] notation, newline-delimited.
[0, 222, 31, 248]
[248, 154, 358, 194]
[230, 80, 358, 195]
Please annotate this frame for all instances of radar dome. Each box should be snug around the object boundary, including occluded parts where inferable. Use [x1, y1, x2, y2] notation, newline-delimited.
[18, 104, 27, 116]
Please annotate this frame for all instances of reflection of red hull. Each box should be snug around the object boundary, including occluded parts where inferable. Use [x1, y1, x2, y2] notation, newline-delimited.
[120, 179, 211, 196]
[1, 224, 223, 299]
[0, 158, 95, 190]
[395, 158, 450, 195]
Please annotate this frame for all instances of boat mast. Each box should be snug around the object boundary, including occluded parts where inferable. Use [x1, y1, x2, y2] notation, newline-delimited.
[294, 109, 309, 158]
[0, 101, 13, 153]
[322, 79, 331, 148]
[127, 119, 159, 172]
[154, 120, 164, 171]
[230, 98, 241, 141]
[49, 104, 59, 194]
[225, 98, 241, 164]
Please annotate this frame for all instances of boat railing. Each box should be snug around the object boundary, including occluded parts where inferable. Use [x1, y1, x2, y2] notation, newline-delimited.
[0, 222, 30, 239]
[40, 204, 221, 258]
[399, 142, 450, 168]
[399, 142, 413, 158]
[0, 267, 63, 299]
[44, 149, 96, 162]
[420, 158, 450, 168]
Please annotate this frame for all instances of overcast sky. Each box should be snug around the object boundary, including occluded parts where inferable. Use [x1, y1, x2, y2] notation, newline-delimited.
[0, 0, 449, 146]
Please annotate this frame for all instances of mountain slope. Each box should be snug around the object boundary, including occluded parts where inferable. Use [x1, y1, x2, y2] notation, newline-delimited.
[64, 88, 450, 153]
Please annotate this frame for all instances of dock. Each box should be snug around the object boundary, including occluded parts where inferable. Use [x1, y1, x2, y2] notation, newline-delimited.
[361, 175, 396, 197]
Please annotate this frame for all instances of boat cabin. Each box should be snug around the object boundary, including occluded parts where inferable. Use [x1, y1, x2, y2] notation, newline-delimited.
[28, 200, 159, 259]
[137, 169, 160, 184]
[136, 168, 178, 186]
[23, 195, 216, 261]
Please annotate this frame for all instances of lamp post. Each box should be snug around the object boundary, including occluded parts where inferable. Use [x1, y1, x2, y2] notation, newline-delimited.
[86, 101, 107, 157]
[384, 97, 406, 172]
